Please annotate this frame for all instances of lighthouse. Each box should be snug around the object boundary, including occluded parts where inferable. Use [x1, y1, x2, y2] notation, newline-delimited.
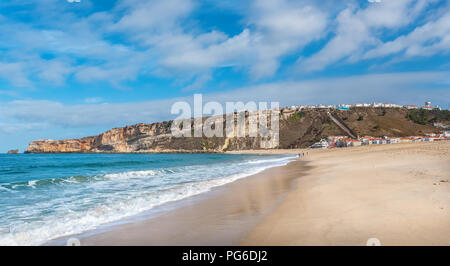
[423, 101, 433, 110]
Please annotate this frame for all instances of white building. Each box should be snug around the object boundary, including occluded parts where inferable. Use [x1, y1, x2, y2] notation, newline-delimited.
[404, 105, 419, 109]
[388, 138, 400, 144]
[423, 101, 433, 110]
[372, 102, 383, 108]
[310, 139, 330, 149]
[344, 139, 362, 147]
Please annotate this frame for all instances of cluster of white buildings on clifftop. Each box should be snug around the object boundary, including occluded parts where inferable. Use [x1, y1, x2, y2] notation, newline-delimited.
[283, 101, 443, 112]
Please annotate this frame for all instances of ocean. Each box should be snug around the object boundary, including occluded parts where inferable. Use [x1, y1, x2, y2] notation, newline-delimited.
[0, 153, 296, 246]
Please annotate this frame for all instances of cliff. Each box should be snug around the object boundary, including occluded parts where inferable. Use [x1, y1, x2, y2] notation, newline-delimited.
[25, 108, 446, 153]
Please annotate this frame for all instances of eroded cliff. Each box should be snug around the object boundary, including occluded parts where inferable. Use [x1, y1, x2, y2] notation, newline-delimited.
[25, 108, 444, 153]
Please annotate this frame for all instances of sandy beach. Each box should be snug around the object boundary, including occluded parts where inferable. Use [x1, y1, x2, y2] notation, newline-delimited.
[243, 141, 450, 246]
[50, 142, 450, 246]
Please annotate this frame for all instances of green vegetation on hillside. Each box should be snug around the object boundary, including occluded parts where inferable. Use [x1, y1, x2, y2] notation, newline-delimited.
[290, 111, 305, 122]
[407, 109, 450, 125]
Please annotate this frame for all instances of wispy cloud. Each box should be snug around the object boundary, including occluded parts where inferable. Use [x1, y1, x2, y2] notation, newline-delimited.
[299, 0, 440, 71]
[1, 71, 448, 131]
[0, 0, 448, 90]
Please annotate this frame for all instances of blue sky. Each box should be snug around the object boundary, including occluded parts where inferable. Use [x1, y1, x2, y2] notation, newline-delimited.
[0, 0, 450, 152]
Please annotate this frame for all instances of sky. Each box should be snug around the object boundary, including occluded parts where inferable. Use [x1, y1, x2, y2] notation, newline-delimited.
[0, 0, 450, 152]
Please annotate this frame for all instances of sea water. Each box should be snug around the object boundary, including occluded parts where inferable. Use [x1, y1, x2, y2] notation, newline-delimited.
[0, 153, 296, 245]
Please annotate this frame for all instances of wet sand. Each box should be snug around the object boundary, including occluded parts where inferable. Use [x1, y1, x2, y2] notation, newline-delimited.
[50, 141, 450, 246]
[51, 160, 309, 245]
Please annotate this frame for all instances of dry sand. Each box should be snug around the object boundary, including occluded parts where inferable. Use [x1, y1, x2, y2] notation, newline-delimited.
[51, 142, 450, 246]
[242, 142, 450, 246]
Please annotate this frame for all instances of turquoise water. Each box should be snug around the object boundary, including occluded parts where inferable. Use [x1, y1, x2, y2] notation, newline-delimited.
[0, 153, 296, 245]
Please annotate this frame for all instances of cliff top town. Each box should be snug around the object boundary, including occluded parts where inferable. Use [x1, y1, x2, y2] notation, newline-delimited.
[279, 101, 444, 112]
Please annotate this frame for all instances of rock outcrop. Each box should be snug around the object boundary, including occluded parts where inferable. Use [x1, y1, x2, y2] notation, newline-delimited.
[7, 149, 19, 154]
[25, 108, 445, 153]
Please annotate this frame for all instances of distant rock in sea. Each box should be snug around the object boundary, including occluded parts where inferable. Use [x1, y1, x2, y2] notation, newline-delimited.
[7, 149, 19, 154]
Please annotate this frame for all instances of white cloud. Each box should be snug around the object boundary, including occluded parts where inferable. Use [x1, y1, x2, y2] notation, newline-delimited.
[113, 0, 194, 32]
[299, 0, 439, 71]
[0, 0, 448, 90]
[0, 62, 32, 87]
[0, 122, 49, 134]
[244, 0, 328, 78]
[110, 0, 328, 81]
[37, 59, 73, 85]
[0, 99, 178, 128]
[364, 10, 450, 59]
[1, 71, 448, 131]
[84, 97, 103, 104]
[299, 7, 375, 71]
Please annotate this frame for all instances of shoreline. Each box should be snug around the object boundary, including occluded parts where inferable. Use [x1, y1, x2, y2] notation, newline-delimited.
[47, 158, 309, 246]
[48, 142, 450, 246]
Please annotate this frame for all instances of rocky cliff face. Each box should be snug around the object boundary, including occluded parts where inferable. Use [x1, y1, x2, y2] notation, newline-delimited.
[26, 123, 176, 153]
[25, 108, 444, 153]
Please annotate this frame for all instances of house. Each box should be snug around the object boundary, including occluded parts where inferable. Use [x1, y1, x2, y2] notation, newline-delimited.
[372, 102, 383, 108]
[388, 138, 400, 144]
[372, 138, 387, 144]
[310, 139, 330, 149]
[315, 104, 328, 109]
[410, 136, 423, 141]
[404, 105, 418, 109]
[423, 101, 433, 110]
[345, 139, 362, 147]
[360, 137, 374, 145]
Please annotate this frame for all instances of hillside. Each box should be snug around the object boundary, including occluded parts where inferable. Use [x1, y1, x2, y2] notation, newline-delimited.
[25, 108, 447, 153]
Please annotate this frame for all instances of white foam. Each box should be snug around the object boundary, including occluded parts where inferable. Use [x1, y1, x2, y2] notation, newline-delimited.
[0, 186, 12, 192]
[245, 157, 295, 165]
[103, 170, 160, 180]
[0, 155, 296, 246]
[27, 180, 37, 188]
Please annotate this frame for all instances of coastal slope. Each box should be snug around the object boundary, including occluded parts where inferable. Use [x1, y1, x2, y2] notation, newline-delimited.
[26, 108, 443, 153]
